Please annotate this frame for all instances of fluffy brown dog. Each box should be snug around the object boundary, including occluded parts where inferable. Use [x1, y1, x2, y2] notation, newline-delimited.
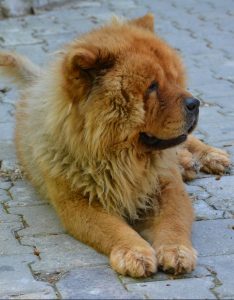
[0, 14, 230, 277]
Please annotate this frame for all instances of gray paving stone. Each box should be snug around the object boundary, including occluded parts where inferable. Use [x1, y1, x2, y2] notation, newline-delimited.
[32, 16, 95, 36]
[54, 6, 112, 23]
[165, 34, 210, 56]
[0, 122, 14, 141]
[213, 61, 234, 82]
[199, 255, 234, 299]
[187, 181, 233, 220]
[188, 68, 217, 89]
[186, 184, 210, 200]
[0, 30, 41, 47]
[191, 53, 229, 70]
[0, 222, 32, 255]
[192, 176, 234, 214]
[195, 81, 234, 99]
[193, 199, 225, 221]
[207, 96, 234, 113]
[206, 33, 234, 53]
[0, 18, 27, 32]
[0, 180, 12, 190]
[0, 204, 20, 222]
[0, 255, 55, 298]
[3, 290, 57, 299]
[8, 181, 45, 207]
[126, 277, 215, 300]
[192, 219, 234, 256]
[56, 265, 141, 299]
[9, 204, 64, 236]
[0, 102, 15, 123]
[197, 107, 234, 144]
[40, 31, 80, 53]
[22, 234, 107, 273]
[0, 188, 11, 203]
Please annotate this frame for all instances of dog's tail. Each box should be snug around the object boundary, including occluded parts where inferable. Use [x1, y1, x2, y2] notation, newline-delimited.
[0, 51, 41, 87]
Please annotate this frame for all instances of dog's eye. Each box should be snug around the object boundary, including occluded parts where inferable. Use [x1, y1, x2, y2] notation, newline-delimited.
[147, 81, 158, 93]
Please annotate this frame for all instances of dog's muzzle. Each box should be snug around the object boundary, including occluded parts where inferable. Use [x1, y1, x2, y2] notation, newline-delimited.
[139, 97, 200, 150]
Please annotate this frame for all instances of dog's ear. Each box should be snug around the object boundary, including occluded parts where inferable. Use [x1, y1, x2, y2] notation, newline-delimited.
[65, 46, 115, 80]
[129, 13, 154, 32]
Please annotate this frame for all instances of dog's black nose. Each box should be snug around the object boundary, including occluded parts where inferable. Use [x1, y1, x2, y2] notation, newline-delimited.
[184, 97, 200, 112]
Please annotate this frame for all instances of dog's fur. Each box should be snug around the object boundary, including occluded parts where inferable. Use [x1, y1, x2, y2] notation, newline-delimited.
[0, 14, 230, 277]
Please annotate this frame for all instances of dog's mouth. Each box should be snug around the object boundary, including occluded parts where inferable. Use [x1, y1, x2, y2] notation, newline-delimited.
[187, 117, 198, 134]
[139, 132, 187, 150]
[140, 118, 198, 150]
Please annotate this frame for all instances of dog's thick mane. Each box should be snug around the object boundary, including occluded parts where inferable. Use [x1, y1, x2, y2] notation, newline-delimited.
[17, 66, 166, 219]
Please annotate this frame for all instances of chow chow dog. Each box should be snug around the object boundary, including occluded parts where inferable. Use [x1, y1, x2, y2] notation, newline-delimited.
[0, 14, 230, 277]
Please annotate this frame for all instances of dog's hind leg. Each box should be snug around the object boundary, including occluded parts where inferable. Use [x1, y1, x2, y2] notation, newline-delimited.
[0, 51, 41, 87]
[183, 135, 230, 175]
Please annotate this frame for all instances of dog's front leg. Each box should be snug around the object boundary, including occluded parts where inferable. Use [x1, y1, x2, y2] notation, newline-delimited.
[153, 168, 197, 274]
[185, 135, 230, 175]
[46, 178, 156, 278]
[136, 168, 197, 274]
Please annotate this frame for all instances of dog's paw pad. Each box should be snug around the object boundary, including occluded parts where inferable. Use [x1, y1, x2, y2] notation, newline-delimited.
[201, 148, 231, 175]
[156, 244, 197, 275]
[110, 245, 157, 277]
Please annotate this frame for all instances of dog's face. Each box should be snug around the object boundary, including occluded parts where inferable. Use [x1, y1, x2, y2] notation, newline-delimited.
[62, 14, 199, 154]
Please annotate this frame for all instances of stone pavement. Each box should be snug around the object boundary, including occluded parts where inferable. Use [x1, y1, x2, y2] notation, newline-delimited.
[0, 0, 234, 299]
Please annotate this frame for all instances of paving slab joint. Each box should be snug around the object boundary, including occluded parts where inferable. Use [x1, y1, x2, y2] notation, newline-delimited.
[28, 262, 63, 299]
[2, 201, 38, 252]
[205, 266, 223, 299]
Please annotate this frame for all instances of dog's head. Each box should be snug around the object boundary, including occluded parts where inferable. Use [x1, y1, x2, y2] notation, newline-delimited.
[62, 14, 199, 155]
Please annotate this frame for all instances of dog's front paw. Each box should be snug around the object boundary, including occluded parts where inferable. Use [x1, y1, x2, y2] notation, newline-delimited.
[181, 158, 200, 181]
[110, 245, 157, 277]
[200, 147, 230, 175]
[178, 148, 200, 181]
[156, 244, 197, 275]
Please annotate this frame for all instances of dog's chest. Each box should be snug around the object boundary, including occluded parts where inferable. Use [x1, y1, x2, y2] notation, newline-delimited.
[79, 154, 161, 219]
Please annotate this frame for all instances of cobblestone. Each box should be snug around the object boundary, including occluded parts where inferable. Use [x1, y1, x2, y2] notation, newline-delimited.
[0, 122, 14, 141]
[0, 0, 233, 298]
[192, 219, 234, 256]
[8, 181, 45, 207]
[0, 255, 56, 299]
[21, 234, 107, 273]
[0, 188, 11, 203]
[126, 277, 215, 299]
[191, 177, 234, 214]
[56, 266, 141, 299]
[0, 222, 32, 256]
[9, 204, 64, 236]
[0, 204, 20, 223]
[193, 200, 225, 221]
[199, 255, 234, 299]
